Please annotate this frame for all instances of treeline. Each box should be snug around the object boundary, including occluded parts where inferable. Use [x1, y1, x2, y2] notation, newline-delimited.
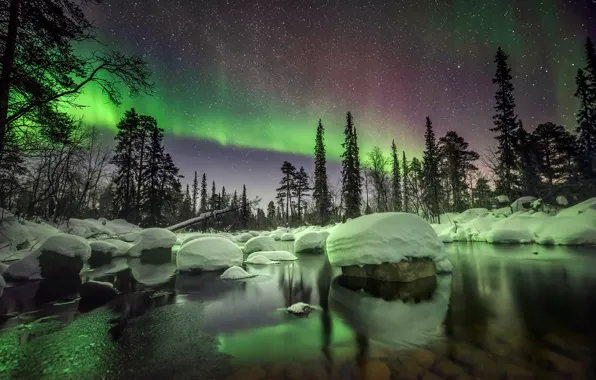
[269, 37, 596, 226]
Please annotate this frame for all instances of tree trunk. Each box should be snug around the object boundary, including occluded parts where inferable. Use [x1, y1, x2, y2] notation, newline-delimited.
[0, 0, 21, 160]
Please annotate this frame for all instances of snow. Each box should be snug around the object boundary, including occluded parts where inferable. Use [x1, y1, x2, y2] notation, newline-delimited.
[287, 302, 314, 314]
[511, 196, 537, 212]
[127, 228, 177, 257]
[243, 236, 276, 254]
[89, 241, 118, 256]
[556, 196, 568, 206]
[329, 274, 451, 348]
[433, 197, 596, 245]
[235, 232, 254, 243]
[219, 232, 236, 241]
[294, 231, 326, 252]
[102, 239, 132, 256]
[280, 233, 295, 241]
[244, 255, 280, 265]
[0, 216, 30, 253]
[182, 233, 225, 246]
[249, 231, 260, 237]
[326, 213, 449, 271]
[59, 218, 141, 238]
[496, 195, 510, 203]
[3, 234, 90, 280]
[269, 230, 285, 241]
[319, 230, 331, 241]
[220, 266, 257, 280]
[259, 231, 271, 237]
[177, 236, 243, 271]
[246, 250, 297, 261]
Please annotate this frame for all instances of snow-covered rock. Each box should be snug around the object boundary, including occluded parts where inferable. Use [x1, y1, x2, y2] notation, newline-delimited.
[329, 274, 451, 348]
[259, 231, 271, 237]
[249, 231, 260, 237]
[269, 230, 285, 241]
[102, 239, 132, 256]
[246, 250, 297, 261]
[89, 240, 117, 267]
[294, 231, 325, 252]
[244, 236, 276, 254]
[327, 213, 450, 273]
[79, 280, 118, 308]
[3, 234, 91, 281]
[181, 233, 222, 246]
[0, 216, 30, 253]
[220, 266, 257, 280]
[177, 237, 243, 271]
[319, 230, 331, 241]
[280, 233, 295, 241]
[556, 196, 568, 206]
[219, 232, 236, 241]
[244, 255, 280, 265]
[235, 232, 254, 243]
[496, 195, 510, 204]
[511, 196, 537, 212]
[127, 228, 177, 262]
[287, 302, 315, 315]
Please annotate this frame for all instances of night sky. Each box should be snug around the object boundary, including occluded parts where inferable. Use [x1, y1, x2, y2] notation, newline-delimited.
[78, 0, 596, 204]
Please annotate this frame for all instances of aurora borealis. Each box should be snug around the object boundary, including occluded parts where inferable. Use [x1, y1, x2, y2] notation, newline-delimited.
[80, 0, 596, 201]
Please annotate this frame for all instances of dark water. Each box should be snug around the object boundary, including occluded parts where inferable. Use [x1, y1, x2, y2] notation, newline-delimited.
[1, 242, 595, 379]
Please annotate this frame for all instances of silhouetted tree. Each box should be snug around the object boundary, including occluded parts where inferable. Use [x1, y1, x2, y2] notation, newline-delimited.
[241, 185, 249, 228]
[191, 171, 198, 215]
[390, 140, 402, 211]
[267, 201, 276, 227]
[209, 180, 217, 211]
[313, 119, 332, 224]
[341, 112, 362, 219]
[199, 173, 208, 213]
[293, 166, 310, 222]
[367, 146, 389, 212]
[402, 151, 410, 213]
[277, 161, 296, 222]
[472, 177, 493, 209]
[422, 117, 443, 222]
[516, 122, 542, 196]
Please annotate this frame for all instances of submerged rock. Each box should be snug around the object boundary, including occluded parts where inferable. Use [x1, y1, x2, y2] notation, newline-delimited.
[341, 258, 436, 283]
[79, 280, 119, 312]
[127, 228, 176, 264]
[220, 266, 256, 280]
[89, 241, 117, 267]
[287, 302, 315, 315]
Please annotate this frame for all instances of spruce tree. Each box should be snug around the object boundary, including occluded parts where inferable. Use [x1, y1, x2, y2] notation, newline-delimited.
[472, 177, 493, 209]
[221, 186, 228, 208]
[313, 119, 332, 224]
[139, 117, 164, 227]
[179, 184, 193, 220]
[341, 112, 362, 219]
[293, 166, 310, 222]
[192, 171, 198, 216]
[267, 201, 276, 227]
[516, 121, 542, 197]
[438, 131, 479, 212]
[390, 140, 402, 211]
[200, 173, 208, 213]
[276, 161, 297, 222]
[402, 151, 410, 213]
[241, 185, 249, 228]
[422, 117, 443, 222]
[409, 157, 424, 215]
[491, 47, 520, 199]
[111, 109, 141, 220]
[209, 180, 217, 210]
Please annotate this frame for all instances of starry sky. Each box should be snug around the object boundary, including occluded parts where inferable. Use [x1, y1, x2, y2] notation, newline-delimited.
[77, 0, 596, 205]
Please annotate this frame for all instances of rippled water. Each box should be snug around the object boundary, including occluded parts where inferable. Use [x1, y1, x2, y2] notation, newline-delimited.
[1, 242, 595, 379]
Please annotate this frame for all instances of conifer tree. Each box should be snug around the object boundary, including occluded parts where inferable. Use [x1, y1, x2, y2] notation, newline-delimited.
[221, 186, 228, 208]
[402, 151, 410, 213]
[491, 47, 520, 199]
[267, 201, 276, 227]
[192, 171, 198, 215]
[111, 109, 141, 220]
[313, 119, 332, 224]
[516, 121, 542, 196]
[409, 157, 424, 215]
[293, 166, 310, 222]
[341, 112, 362, 219]
[199, 173, 208, 213]
[139, 117, 164, 226]
[241, 185, 249, 228]
[438, 131, 479, 212]
[209, 180, 217, 210]
[390, 140, 402, 211]
[422, 117, 443, 222]
[178, 184, 193, 220]
[472, 177, 493, 209]
[276, 161, 297, 222]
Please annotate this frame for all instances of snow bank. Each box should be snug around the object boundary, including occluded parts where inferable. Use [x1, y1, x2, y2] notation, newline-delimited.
[329, 275, 451, 348]
[244, 255, 280, 265]
[127, 228, 177, 257]
[432, 197, 596, 245]
[235, 232, 254, 243]
[177, 237, 243, 271]
[246, 250, 297, 261]
[280, 233, 295, 241]
[327, 213, 449, 271]
[244, 236, 276, 254]
[220, 266, 257, 280]
[294, 231, 325, 252]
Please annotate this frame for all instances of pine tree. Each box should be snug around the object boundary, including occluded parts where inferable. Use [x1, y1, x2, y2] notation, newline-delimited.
[367, 146, 389, 212]
[209, 180, 217, 210]
[341, 112, 362, 219]
[516, 121, 542, 197]
[221, 186, 228, 209]
[472, 177, 493, 209]
[422, 117, 443, 222]
[390, 141, 402, 212]
[293, 166, 310, 222]
[160, 153, 183, 224]
[267, 201, 276, 227]
[192, 171, 198, 216]
[438, 131, 479, 212]
[402, 151, 410, 213]
[133, 115, 151, 222]
[409, 157, 424, 215]
[111, 109, 141, 220]
[313, 119, 332, 224]
[491, 47, 520, 199]
[179, 184, 193, 220]
[139, 117, 165, 227]
[241, 185, 249, 228]
[276, 161, 296, 222]
[199, 173, 208, 213]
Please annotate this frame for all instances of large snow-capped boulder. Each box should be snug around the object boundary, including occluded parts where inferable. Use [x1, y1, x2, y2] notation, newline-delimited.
[294, 231, 325, 253]
[259, 231, 271, 237]
[127, 228, 177, 263]
[327, 213, 451, 280]
[246, 250, 297, 261]
[269, 230, 285, 241]
[329, 274, 451, 348]
[177, 237, 243, 271]
[511, 196, 537, 212]
[243, 236, 276, 255]
[235, 232, 254, 243]
[89, 241, 118, 267]
[182, 233, 222, 246]
[249, 231, 260, 237]
[280, 233, 295, 241]
[244, 255, 280, 265]
[3, 234, 91, 281]
[220, 266, 256, 280]
[102, 239, 132, 256]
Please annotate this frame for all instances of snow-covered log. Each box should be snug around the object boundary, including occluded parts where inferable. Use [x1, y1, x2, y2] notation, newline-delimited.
[166, 198, 261, 232]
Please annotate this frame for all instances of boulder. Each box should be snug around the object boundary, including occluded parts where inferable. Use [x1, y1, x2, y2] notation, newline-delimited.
[244, 236, 276, 254]
[78, 280, 119, 311]
[89, 241, 117, 267]
[294, 231, 325, 253]
[177, 237, 243, 271]
[127, 228, 177, 264]
[341, 258, 436, 283]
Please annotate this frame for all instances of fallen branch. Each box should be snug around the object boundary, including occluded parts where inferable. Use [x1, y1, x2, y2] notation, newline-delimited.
[166, 198, 261, 232]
